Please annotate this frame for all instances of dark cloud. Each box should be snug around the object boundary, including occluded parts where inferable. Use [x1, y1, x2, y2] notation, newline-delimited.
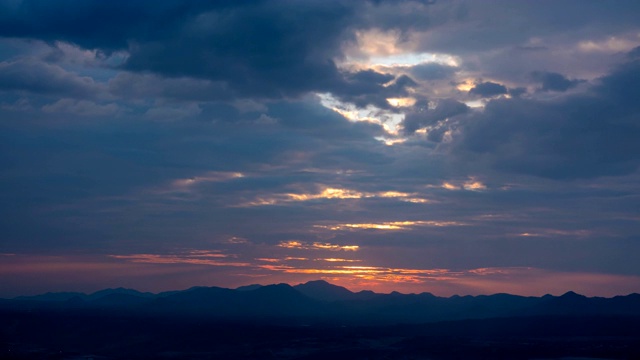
[0, 1, 431, 107]
[403, 98, 469, 134]
[355, 0, 436, 32]
[107, 72, 231, 102]
[0, 57, 102, 98]
[346, 70, 395, 85]
[0, 1, 219, 51]
[468, 81, 508, 97]
[416, 1, 640, 54]
[330, 70, 395, 109]
[531, 71, 583, 92]
[453, 57, 640, 179]
[0, 97, 392, 252]
[122, 1, 354, 99]
[596, 57, 640, 110]
[267, 100, 385, 141]
[390, 74, 418, 90]
[0, 1, 338, 98]
[333, 72, 418, 109]
[42, 99, 118, 116]
[508, 87, 527, 98]
[628, 46, 640, 60]
[410, 63, 458, 81]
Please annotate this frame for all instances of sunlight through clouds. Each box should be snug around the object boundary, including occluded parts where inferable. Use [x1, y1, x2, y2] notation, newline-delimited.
[317, 92, 405, 136]
[109, 252, 252, 268]
[238, 186, 429, 207]
[278, 241, 360, 251]
[314, 220, 465, 231]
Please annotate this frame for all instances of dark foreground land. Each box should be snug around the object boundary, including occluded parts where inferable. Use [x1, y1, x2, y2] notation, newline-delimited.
[2, 281, 640, 359]
[2, 309, 640, 360]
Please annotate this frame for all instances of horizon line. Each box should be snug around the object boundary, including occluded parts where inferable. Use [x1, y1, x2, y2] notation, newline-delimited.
[6, 279, 640, 300]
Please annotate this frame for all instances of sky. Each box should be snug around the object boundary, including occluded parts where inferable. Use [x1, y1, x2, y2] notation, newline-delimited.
[1, 0, 640, 298]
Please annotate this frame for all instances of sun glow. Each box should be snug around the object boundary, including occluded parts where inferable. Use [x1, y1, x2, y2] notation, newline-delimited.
[315, 220, 465, 231]
[375, 136, 407, 146]
[109, 252, 251, 267]
[440, 178, 487, 191]
[239, 186, 429, 206]
[463, 178, 487, 191]
[369, 52, 459, 67]
[319, 258, 361, 263]
[456, 80, 475, 92]
[387, 97, 416, 107]
[279, 264, 462, 284]
[442, 182, 459, 190]
[317, 93, 405, 135]
[278, 241, 360, 251]
[172, 171, 244, 187]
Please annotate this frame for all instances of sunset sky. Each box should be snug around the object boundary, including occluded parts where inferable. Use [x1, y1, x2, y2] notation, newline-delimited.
[1, 0, 640, 297]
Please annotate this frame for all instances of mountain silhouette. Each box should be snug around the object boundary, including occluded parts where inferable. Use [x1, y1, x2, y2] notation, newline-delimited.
[293, 280, 356, 301]
[15, 291, 86, 302]
[87, 287, 155, 300]
[235, 284, 263, 291]
[4, 280, 640, 324]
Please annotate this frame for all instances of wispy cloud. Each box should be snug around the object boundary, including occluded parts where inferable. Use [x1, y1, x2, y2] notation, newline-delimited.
[278, 241, 359, 251]
[109, 251, 251, 268]
[315, 220, 465, 231]
[238, 186, 429, 207]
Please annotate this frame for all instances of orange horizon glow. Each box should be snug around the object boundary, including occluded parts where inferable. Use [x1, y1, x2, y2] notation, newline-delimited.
[2, 253, 640, 298]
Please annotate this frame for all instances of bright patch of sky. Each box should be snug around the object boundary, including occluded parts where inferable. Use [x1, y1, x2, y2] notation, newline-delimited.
[317, 93, 405, 136]
[368, 52, 459, 67]
[323, 29, 465, 143]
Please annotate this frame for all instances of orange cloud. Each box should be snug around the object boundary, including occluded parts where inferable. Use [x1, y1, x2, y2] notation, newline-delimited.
[315, 220, 465, 231]
[277, 240, 359, 251]
[109, 252, 251, 267]
[238, 186, 429, 206]
[318, 258, 361, 263]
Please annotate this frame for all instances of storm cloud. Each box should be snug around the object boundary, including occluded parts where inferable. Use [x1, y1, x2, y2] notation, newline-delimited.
[453, 55, 640, 179]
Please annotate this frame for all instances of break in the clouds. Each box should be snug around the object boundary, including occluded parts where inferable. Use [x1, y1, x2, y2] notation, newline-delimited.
[1, 0, 640, 297]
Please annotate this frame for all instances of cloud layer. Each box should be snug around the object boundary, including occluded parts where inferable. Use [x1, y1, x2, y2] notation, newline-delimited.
[1, 0, 639, 296]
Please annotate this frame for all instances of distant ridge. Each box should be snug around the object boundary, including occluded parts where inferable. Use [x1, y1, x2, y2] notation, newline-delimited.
[235, 284, 263, 291]
[4, 281, 640, 325]
[293, 280, 356, 301]
[15, 291, 86, 302]
[14, 287, 154, 302]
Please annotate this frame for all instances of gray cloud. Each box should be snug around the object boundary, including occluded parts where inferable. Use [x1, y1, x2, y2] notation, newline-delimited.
[410, 63, 458, 81]
[0, 97, 393, 252]
[452, 56, 640, 179]
[0, 57, 102, 98]
[42, 99, 118, 116]
[403, 98, 469, 134]
[108, 72, 231, 102]
[416, 0, 640, 54]
[0, 1, 431, 107]
[333, 71, 418, 109]
[531, 71, 583, 92]
[468, 81, 508, 97]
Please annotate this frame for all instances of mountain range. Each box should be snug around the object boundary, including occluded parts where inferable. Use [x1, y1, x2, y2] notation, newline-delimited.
[3, 280, 639, 325]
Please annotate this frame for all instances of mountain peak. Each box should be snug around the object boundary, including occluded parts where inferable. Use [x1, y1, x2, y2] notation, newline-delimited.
[254, 283, 297, 295]
[88, 288, 154, 300]
[560, 291, 586, 299]
[302, 279, 332, 286]
[294, 280, 354, 302]
[236, 284, 263, 291]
